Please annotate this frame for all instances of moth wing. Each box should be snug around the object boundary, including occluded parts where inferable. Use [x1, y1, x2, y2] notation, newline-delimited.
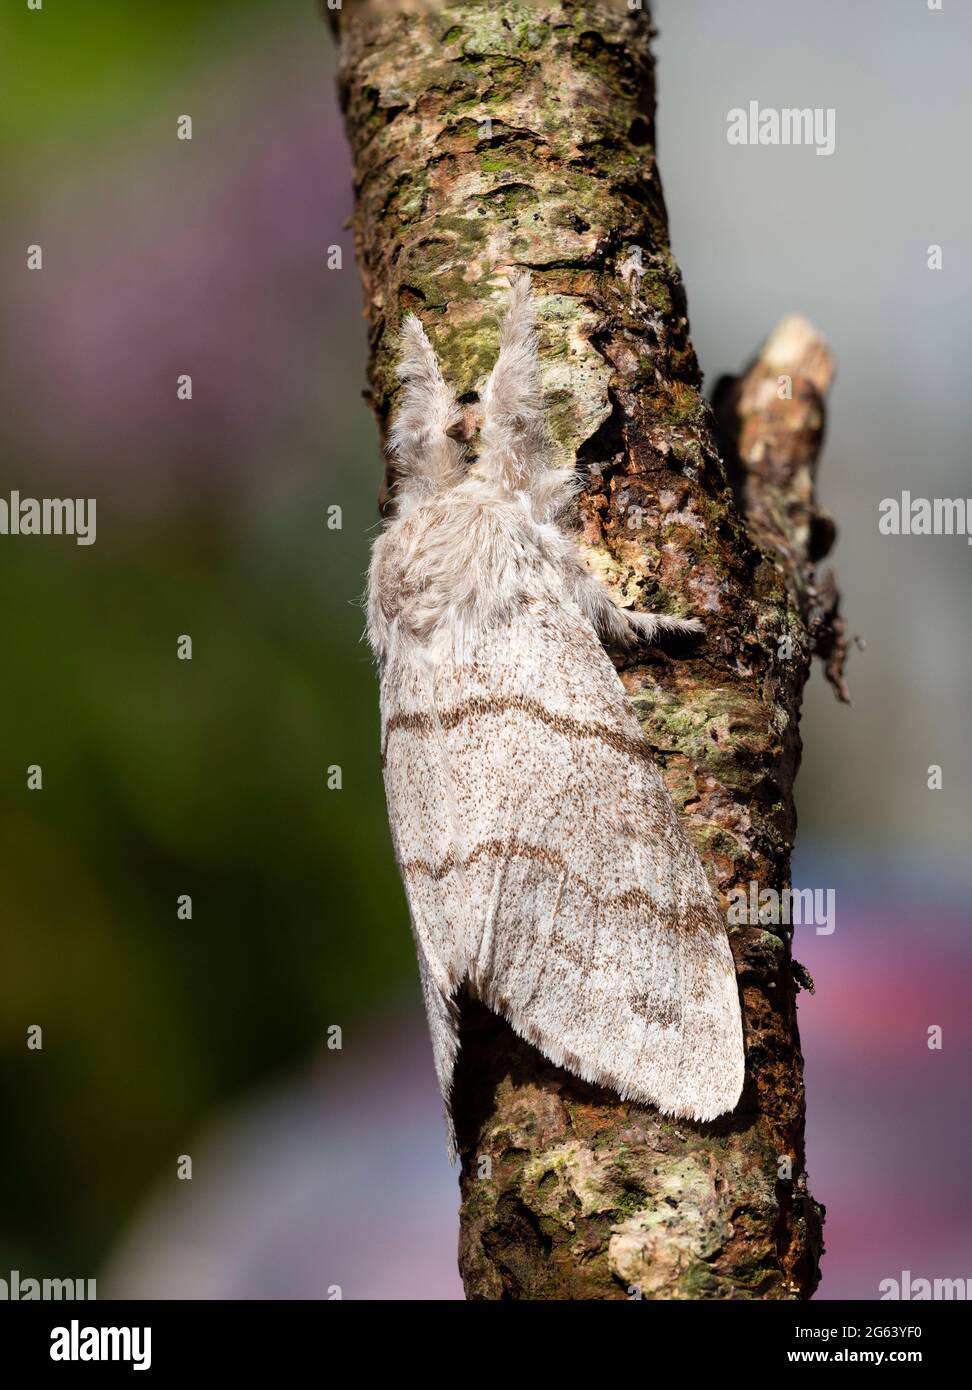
[430, 598, 744, 1125]
[378, 654, 475, 1157]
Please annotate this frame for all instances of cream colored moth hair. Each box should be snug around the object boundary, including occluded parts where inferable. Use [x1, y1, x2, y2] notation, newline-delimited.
[367, 271, 744, 1157]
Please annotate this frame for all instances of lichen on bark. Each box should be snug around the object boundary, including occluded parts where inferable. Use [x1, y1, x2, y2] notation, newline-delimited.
[328, 0, 839, 1299]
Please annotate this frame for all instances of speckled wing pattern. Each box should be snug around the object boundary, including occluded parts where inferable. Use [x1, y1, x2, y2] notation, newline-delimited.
[381, 597, 744, 1152]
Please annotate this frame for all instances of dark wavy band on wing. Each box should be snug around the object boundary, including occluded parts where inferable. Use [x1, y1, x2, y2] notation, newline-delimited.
[399, 836, 722, 940]
[382, 693, 651, 766]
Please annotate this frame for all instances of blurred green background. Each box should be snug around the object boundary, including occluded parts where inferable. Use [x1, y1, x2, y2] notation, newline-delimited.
[0, 0, 412, 1277]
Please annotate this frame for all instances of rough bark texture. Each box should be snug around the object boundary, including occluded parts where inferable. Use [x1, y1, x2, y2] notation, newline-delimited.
[328, 0, 842, 1299]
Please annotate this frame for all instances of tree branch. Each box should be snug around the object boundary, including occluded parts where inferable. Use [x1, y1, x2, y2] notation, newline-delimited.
[713, 316, 850, 703]
[328, 0, 834, 1298]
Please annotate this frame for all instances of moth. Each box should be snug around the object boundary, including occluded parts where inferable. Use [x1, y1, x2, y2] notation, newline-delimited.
[367, 272, 744, 1154]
